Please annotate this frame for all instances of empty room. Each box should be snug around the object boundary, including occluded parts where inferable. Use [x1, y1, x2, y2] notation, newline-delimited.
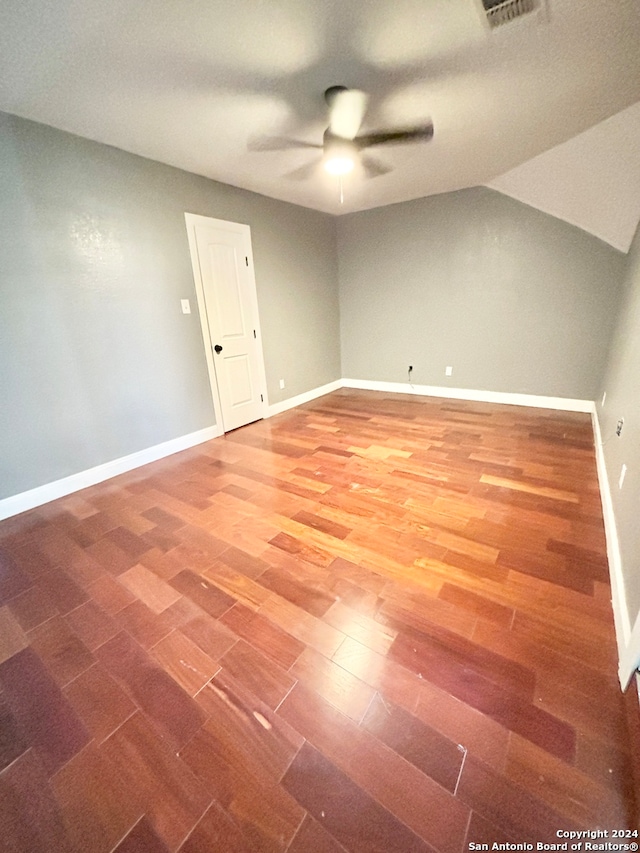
[1, 0, 640, 849]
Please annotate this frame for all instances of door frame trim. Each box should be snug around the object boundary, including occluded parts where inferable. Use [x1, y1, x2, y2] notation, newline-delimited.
[184, 212, 269, 431]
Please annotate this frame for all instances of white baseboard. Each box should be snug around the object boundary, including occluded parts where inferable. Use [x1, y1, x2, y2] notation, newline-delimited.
[341, 378, 594, 413]
[266, 380, 343, 417]
[0, 425, 221, 522]
[592, 409, 638, 687]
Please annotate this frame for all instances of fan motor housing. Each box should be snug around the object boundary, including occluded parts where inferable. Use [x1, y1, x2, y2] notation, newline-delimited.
[324, 86, 349, 106]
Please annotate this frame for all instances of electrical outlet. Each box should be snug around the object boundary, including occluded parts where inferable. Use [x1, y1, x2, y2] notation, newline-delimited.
[445, 366, 453, 377]
[619, 464, 627, 489]
[279, 379, 285, 390]
[616, 418, 624, 437]
[180, 299, 191, 314]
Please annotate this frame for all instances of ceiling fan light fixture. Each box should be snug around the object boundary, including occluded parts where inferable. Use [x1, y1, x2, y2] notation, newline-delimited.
[324, 154, 355, 175]
[323, 138, 356, 175]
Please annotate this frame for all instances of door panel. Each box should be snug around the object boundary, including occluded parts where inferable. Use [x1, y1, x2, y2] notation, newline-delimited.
[208, 243, 245, 338]
[224, 354, 254, 407]
[193, 221, 264, 432]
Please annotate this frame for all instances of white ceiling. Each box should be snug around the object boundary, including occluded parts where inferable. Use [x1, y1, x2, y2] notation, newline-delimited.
[1, 0, 640, 219]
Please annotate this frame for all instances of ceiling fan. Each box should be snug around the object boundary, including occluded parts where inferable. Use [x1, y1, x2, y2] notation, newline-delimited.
[251, 86, 434, 180]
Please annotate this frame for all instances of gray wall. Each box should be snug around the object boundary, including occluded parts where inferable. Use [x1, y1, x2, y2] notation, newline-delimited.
[0, 112, 340, 499]
[597, 219, 640, 627]
[337, 188, 625, 399]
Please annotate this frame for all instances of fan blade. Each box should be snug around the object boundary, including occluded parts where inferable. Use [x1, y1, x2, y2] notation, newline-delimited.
[355, 122, 434, 149]
[361, 155, 392, 179]
[329, 89, 368, 141]
[248, 135, 322, 152]
[284, 159, 321, 180]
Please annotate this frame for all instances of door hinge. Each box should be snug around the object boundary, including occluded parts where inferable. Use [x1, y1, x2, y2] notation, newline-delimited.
[245, 256, 249, 266]
[260, 394, 263, 402]
[253, 329, 256, 339]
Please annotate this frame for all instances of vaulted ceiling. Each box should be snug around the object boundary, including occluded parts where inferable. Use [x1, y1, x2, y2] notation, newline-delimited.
[1, 0, 639, 239]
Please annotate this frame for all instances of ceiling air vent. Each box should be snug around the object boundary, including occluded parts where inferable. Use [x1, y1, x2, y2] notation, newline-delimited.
[481, 0, 538, 27]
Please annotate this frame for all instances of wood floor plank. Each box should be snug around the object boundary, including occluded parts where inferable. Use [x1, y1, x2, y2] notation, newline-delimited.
[0, 748, 74, 853]
[457, 752, 581, 841]
[438, 582, 514, 628]
[119, 564, 182, 613]
[413, 677, 510, 772]
[479, 474, 580, 503]
[332, 634, 430, 714]
[87, 574, 136, 615]
[150, 629, 220, 696]
[0, 547, 34, 604]
[0, 605, 29, 664]
[177, 802, 255, 853]
[291, 509, 351, 540]
[218, 638, 297, 710]
[86, 536, 139, 576]
[101, 713, 212, 852]
[7, 585, 59, 633]
[217, 545, 271, 579]
[114, 816, 172, 853]
[63, 663, 137, 743]
[219, 602, 304, 669]
[362, 692, 464, 792]
[180, 612, 237, 661]
[398, 641, 576, 760]
[95, 631, 206, 750]
[282, 742, 430, 853]
[257, 565, 336, 617]
[35, 568, 89, 616]
[28, 616, 95, 688]
[290, 645, 376, 722]
[506, 733, 630, 827]
[51, 740, 143, 853]
[180, 722, 304, 853]
[114, 598, 177, 648]
[287, 814, 349, 853]
[169, 569, 235, 618]
[0, 647, 90, 776]
[278, 681, 469, 853]
[64, 599, 119, 651]
[322, 600, 397, 655]
[0, 690, 28, 772]
[203, 562, 272, 611]
[193, 669, 303, 781]
[388, 618, 537, 699]
[259, 594, 347, 659]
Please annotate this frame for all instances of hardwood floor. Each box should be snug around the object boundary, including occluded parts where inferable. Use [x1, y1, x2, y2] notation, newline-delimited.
[0, 389, 637, 851]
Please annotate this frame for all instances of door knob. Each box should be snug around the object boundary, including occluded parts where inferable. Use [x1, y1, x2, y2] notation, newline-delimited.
[214, 344, 223, 353]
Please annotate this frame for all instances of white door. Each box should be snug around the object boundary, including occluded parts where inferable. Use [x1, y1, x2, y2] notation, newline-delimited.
[185, 214, 267, 432]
